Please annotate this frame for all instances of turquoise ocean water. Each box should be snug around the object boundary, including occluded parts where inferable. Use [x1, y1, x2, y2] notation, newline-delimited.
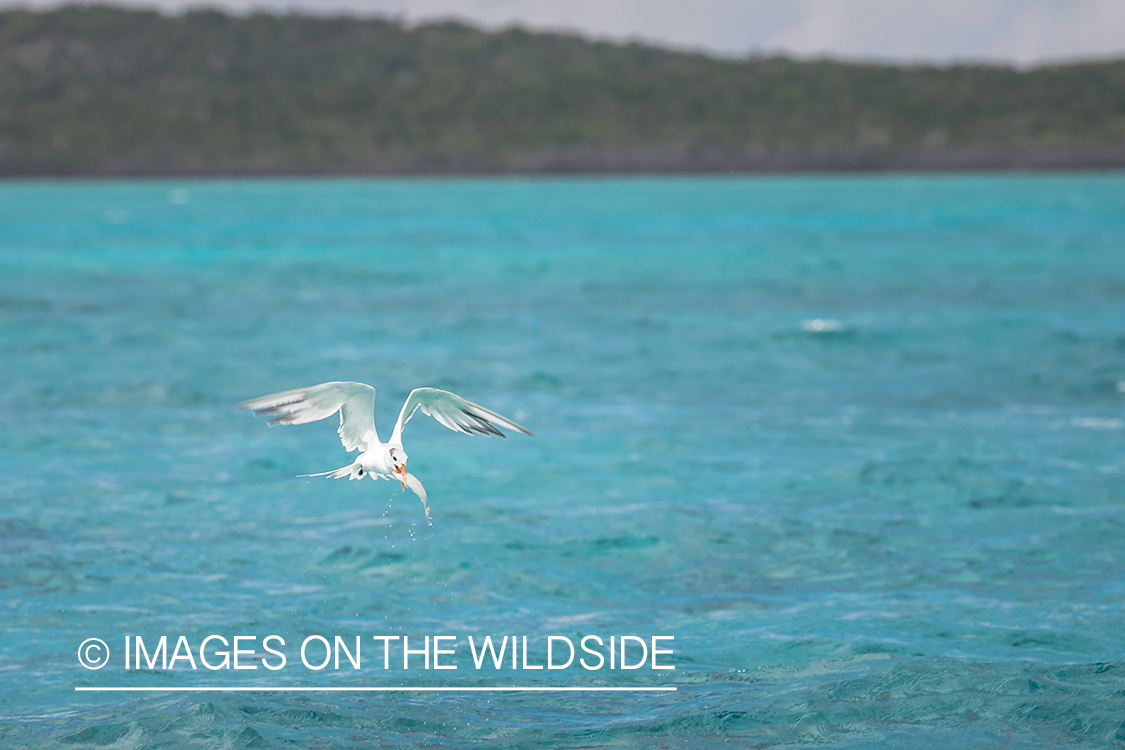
[1, 175, 1123, 747]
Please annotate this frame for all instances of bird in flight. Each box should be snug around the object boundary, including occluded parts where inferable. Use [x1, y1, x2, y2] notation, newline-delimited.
[238, 382, 532, 519]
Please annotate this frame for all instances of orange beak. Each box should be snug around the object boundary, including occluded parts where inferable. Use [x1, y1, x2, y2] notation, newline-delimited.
[397, 464, 407, 490]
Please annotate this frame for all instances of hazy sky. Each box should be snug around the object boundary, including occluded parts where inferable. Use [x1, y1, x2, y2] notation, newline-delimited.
[10, 0, 1125, 64]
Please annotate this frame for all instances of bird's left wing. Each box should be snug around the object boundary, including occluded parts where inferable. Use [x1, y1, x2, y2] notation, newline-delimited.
[238, 381, 378, 452]
[390, 388, 533, 443]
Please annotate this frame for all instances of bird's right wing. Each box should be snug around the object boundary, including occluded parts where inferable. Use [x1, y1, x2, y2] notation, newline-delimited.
[238, 381, 378, 452]
[390, 387, 532, 443]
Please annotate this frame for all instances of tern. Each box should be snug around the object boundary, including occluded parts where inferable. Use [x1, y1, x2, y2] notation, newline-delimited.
[238, 382, 532, 519]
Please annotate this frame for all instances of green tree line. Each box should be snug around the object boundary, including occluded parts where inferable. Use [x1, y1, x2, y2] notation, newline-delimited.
[2, 5, 1123, 174]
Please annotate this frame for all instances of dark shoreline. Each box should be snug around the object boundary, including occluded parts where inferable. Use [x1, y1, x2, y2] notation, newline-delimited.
[4, 142, 1125, 178]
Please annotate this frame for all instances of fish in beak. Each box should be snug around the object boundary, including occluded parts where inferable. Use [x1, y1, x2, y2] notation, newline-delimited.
[397, 464, 407, 490]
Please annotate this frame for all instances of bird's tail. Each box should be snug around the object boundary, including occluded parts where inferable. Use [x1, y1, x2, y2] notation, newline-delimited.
[297, 465, 429, 519]
[297, 462, 365, 480]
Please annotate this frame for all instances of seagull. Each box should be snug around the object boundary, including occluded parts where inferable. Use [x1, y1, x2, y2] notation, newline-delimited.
[238, 382, 532, 519]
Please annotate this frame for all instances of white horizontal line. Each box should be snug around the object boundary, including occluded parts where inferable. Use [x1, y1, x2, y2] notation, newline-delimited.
[76, 686, 676, 693]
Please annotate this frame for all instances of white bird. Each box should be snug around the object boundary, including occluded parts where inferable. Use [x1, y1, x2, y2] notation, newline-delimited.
[238, 382, 532, 519]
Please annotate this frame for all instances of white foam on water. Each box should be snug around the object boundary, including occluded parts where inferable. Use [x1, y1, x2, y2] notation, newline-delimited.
[801, 318, 846, 333]
[1071, 417, 1123, 430]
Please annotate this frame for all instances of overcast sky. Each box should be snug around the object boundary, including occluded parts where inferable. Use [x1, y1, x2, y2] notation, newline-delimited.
[9, 0, 1125, 65]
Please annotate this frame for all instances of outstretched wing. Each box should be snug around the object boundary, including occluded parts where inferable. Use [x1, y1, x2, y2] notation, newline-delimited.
[238, 381, 378, 452]
[390, 388, 533, 443]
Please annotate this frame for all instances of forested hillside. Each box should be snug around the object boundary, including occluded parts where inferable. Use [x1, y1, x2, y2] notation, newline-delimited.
[2, 5, 1123, 174]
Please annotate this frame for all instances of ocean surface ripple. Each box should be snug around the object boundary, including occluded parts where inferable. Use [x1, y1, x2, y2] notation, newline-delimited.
[1, 175, 1123, 748]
